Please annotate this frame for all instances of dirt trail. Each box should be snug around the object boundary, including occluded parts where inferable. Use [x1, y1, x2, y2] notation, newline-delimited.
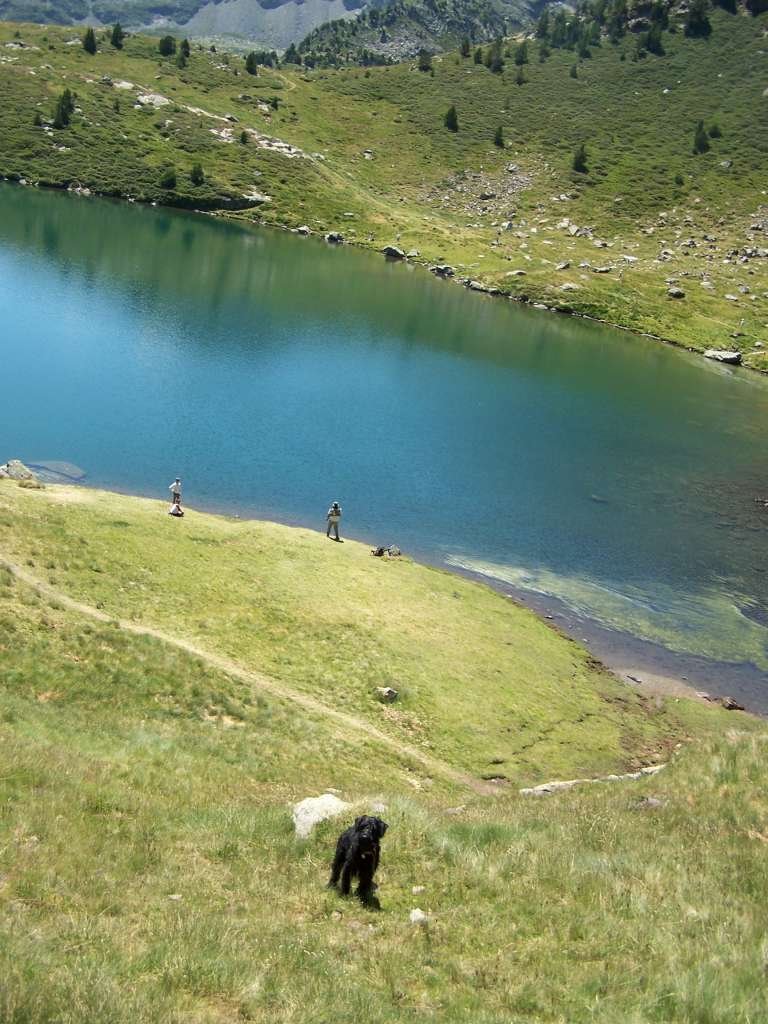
[1, 558, 494, 796]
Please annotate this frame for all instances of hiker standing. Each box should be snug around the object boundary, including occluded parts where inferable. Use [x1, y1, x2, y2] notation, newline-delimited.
[326, 501, 342, 542]
[169, 478, 182, 505]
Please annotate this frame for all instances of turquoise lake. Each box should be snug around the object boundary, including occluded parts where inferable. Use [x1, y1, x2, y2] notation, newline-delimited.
[1, 185, 767, 704]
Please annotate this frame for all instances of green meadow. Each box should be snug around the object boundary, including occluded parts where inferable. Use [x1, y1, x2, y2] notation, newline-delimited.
[1, 479, 767, 1022]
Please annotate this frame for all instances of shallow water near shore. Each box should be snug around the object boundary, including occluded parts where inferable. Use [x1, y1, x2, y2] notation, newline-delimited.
[2, 185, 768, 706]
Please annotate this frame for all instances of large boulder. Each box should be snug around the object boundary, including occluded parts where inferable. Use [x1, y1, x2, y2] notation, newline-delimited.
[325, 231, 344, 244]
[382, 245, 405, 260]
[292, 793, 351, 838]
[704, 349, 742, 365]
[429, 264, 454, 277]
[2, 459, 37, 481]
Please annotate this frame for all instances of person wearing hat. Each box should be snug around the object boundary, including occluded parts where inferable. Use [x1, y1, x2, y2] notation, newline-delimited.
[169, 478, 182, 505]
[326, 501, 343, 542]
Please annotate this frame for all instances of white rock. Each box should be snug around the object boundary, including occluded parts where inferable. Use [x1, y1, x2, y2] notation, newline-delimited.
[292, 793, 351, 838]
[409, 908, 429, 925]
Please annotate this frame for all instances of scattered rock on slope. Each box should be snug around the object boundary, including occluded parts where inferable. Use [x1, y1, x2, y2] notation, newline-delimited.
[292, 793, 351, 838]
[704, 350, 742, 365]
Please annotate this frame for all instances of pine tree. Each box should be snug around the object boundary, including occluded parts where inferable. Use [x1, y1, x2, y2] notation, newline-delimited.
[180, 37, 191, 58]
[569, 62, 578, 78]
[159, 166, 177, 189]
[33, 111, 42, 126]
[538, 42, 550, 62]
[82, 27, 97, 54]
[176, 51, 187, 69]
[158, 35, 176, 57]
[460, 37, 471, 57]
[493, 124, 504, 148]
[645, 22, 664, 55]
[240, 130, 248, 144]
[514, 66, 526, 85]
[110, 22, 125, 49]
[245, 52, 258, 75]
[708, 123, 722, 138]
[536, 9, 550, 38]
[514, 40, 529, 65]
[190, 162, 205, 185]
[444, 104, 458, 132]
[53, 88, 75, 129]
[685, 0, 712, 37]
[473, 46, 483, 64]
[284, 42, 301, 64]
[417, 48, 432, 72]
[693, 120, 710, 153]
[572, 143, 588, 172]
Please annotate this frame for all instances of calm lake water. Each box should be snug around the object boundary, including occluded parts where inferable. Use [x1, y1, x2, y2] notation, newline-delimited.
[2, 186, 767, 703]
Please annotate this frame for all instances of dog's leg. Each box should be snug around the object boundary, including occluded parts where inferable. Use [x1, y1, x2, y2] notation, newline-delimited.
[356, 859, 375, 903]
[340, 858, 354, 896]
[328, 839, 346, 888]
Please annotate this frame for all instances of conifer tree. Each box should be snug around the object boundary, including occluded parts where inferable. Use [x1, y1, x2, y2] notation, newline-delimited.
[685, 0, 712, 37]
[572, 143, 588, 172]
[493, 124, 504, 147]
[158, 35, 176, 57]
[159, 166, 177, 189]
[82, 27, 97, 54]
[693, 120, 710, 153]
[245, 51, 258, 75]
[514, 40, 529, 65]
[444, 104, 458, 131]
[180, 37, 191, 58]
[460, 37, 471, 57]
[190, 162, 205, 185]
[417, 48, 432, 71]
[110, 22, 125, 49]
[473, 46, 483, 64]
[53, 88, 75, 128]
[514, 66, 526, 85]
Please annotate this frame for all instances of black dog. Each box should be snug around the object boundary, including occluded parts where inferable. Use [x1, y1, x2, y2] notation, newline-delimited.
[328, 816, 388, 903]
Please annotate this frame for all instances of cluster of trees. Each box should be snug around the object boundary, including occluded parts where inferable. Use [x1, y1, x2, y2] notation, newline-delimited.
[245, 50, 280, 75]
[693, 120, 723, 153]
[158, 163, 206, 189]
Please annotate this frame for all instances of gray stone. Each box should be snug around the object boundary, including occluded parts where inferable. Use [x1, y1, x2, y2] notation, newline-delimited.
[295, 225, 311, 235]
[325, 232, 344, 244]
[556, 260, 570, 270]
[409, 908, 429, 926]
[382, 245, 405, 260]
[667, 287, 686, 298]
[429, 264, 454, 277]
[375, 686, 399, 703]
[704, 349, 742, 365]
[2, 459, 37, 481]
[292, 793, 351, 838]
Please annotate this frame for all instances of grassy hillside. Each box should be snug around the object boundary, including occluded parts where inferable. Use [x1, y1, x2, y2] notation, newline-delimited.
[1, 476, 767, 1022]
[1, 12, 766, 365]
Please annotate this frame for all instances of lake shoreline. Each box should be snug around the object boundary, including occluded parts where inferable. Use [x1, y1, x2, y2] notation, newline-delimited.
[3, 176, 764, 379]
[20, 468, 763, 718]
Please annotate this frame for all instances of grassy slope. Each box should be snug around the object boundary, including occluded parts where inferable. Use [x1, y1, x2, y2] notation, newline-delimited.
[1, 478, 767, 1023]
[0, 14, 766, 366]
